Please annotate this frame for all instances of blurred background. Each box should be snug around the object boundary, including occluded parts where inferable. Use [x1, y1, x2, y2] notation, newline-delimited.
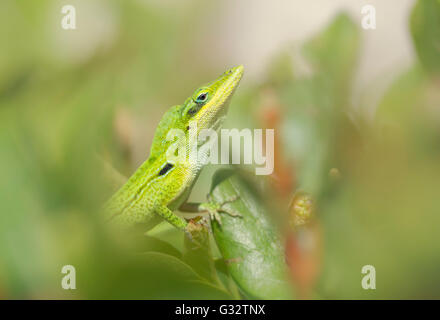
[0, 0, 439, 299]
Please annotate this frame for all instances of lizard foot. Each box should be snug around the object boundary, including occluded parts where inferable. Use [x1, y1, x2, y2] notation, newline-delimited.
[184, 216, 208, 244]
[200, 194, 242, 226]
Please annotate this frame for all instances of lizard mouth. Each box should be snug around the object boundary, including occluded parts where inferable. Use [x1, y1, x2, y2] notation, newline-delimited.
[210, 65, 244, 109]
[221, 65, 244, 98]
[195, 65, 244, 128]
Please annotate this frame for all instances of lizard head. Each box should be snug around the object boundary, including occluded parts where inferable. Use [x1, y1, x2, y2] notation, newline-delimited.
[181, 65, 244, 133]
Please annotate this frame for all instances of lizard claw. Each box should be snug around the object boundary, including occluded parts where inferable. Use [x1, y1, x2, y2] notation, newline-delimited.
[202, 194, 242, 226]
[184, 217, 209, 244]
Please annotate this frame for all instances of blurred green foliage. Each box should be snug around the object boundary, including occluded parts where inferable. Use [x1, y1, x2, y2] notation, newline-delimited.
[411, 0, 440, 75]
[0, 0, 439, 299]
[210, 170, 293, 299]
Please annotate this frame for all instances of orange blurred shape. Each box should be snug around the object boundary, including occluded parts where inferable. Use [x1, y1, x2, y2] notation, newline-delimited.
[286, 191, 321, 299]
[285, 223, 322, 299]
[258, 88, 295, 198]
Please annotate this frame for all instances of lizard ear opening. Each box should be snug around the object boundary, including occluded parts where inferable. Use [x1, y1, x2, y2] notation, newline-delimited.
[158, 163, 174, 176]
[186, 105, 201, 117]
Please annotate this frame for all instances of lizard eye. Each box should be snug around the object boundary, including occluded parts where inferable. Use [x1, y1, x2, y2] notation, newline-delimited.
[195, 92, 208, 104]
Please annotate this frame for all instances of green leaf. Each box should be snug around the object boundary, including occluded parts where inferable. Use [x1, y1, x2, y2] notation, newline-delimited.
[209, 170, 294, 299]
[183, 224, 220, 285]
[410, 0, 440, 75]
[76, 250, 233, 299]
[279, 13, 360, 196]
[302, 12, 360, 105]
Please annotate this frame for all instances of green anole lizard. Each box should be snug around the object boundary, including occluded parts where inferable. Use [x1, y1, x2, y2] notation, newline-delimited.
[105, 66, 244, 235]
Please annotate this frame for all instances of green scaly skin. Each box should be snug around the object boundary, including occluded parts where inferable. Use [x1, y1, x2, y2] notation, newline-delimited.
[105, 66, 244, 234]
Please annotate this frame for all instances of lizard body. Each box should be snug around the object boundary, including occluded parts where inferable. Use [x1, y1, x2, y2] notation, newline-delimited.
[105, 66, 244, 232]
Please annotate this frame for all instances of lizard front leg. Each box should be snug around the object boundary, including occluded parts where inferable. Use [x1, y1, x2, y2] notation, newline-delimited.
[154, 205, 204, 239]
[154, 205, 187, 230]
[179, 194, 242, 226]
